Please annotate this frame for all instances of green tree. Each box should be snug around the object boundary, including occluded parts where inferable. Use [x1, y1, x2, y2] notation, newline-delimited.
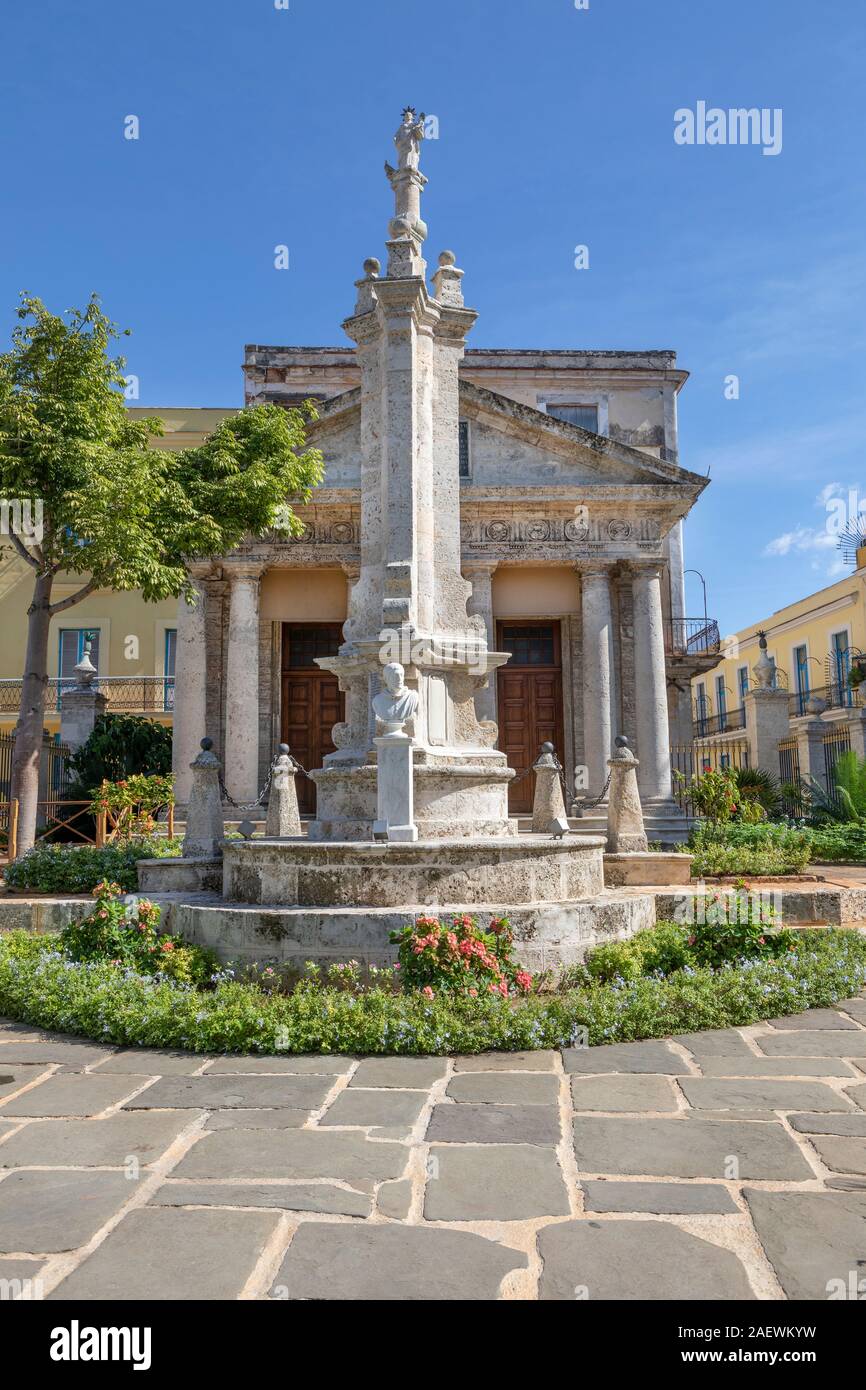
[0, 294, 323, 854]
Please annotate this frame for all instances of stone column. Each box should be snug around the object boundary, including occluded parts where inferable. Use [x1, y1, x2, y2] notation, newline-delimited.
[183, 737, 224, 859]
[171, 563, 211, 804]
[606, 738, 648, 853]
[746, 689, 793, 778]
[223, 561, 265, 803]
[466, 562, 498, 722]
[632, 564, 673, 803]
[581, 566, 616, 800]
[791, 717, 828, 795]
[59, 644, 108, 753]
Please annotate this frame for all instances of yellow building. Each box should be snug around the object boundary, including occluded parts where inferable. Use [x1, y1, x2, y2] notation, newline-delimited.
[0, 409, 232, 737]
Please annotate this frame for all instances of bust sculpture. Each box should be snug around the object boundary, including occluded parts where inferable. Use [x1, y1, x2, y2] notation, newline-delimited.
[372, 662, 419, 735]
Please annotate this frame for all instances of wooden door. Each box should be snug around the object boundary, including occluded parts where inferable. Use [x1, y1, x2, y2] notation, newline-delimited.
[496, 621, 565, 815]
[281, 623, 345, 815]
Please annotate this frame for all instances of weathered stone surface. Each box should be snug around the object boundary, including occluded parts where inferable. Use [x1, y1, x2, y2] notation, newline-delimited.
[571, 1074, 678, 1112]
[319, 1089, 427, 1130]
[0, 1073, 144, 1117]
[452, 1051, 558, 1072]
[175, 1129, 408, 1187]
[0, 1041, 112, 1068]
[680, 1078, 853, 1113]
[573, 1117, 813, 1179]
[766, 1009, 860, 1031]
[93, 1049, 211, 1075]
[839, 997, 866, 1026]
[270, 1223, 527, 1301]
[424, 1144, 569, 1220]
[49, 1207, 277, 1300]
[845, 1082, 866, 1110]
[744, 1190, 866, 1300]
[563, 1040, 687, 1075]
[350, 1057, 447, 1088]
[427, 1103, 560, 1145]
[205, 1109, 310, 1130]
[0, 1065, 51, 1098]
[537, 1220, 754, 1300]
[151, 1181, 371, 1217]
[0, 1258, 45, 1290]
[698, 1056, 858, 1078]
[806, 1135, 866, 1175]
[756, 1031, 866, 1058]
[205, 1055, 352, 1074]
[446, 1072, 559, 1105]
[124, 1074, 332, 1111]
[0, 1170, 133, 1252]
[673, 1029, 753, 1059]
[0, 1112, 197, 1167]
[789, 1112, 866, 1136]
[581, 1180, 738, 1214]
[376, 1179, 414, 1219]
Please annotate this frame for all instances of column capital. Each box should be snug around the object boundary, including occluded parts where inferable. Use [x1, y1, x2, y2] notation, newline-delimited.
[186, 560, 215, 581]
[629, 560, 664, 581]
[224, 558, 267, 583]
[464, 560, 498, 579]
[578, 562, 614, 584]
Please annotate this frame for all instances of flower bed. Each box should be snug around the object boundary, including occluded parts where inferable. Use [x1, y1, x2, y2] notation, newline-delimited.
[3, 839, 182, 895]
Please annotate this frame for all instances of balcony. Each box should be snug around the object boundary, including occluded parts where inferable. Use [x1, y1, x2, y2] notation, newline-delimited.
[665, 618, 721, 657]
[693, 705, 746, 739]
[788, 682, 863, 718]
[0, 676, 175, 716]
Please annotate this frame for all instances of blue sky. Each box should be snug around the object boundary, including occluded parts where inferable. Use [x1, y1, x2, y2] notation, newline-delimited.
[2, 0, 864, 635]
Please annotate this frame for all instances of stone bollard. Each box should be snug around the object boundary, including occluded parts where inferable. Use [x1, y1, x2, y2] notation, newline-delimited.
[606, 735, 648, 853]
[531, 742, 568, 833]
[265, 744, 302, 838]
[183, 737, 225, 859]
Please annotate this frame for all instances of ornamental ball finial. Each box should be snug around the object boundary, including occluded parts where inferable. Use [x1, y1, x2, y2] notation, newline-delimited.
[438, 249, 456, 267]
[363, 257, 381, 277]
[200, 737, 213, 751]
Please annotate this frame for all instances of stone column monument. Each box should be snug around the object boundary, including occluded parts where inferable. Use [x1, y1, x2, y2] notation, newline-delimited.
[59, 642, 108, 752]
[265, 744, 302, 838]
[606, 736, 648, 853]
[310, 108, 514, 840]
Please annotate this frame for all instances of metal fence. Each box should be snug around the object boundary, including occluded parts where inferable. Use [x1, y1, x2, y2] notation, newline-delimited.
[778, 736, 802, 817]
[0, 676, 175, 715]
[671, 739, 750, 815]
[0, 732, 74, 818]
[665, 618, 721, 657]
[789, 682, 862, 718]
[693, 705, 747, 739]
[823, 725, 852, 802]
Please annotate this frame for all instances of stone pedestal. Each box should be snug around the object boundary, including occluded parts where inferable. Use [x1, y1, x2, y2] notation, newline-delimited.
[265, 746, 302, 838]
[745, 688, 791, 778]
[791, 717, 829, 795]
[531, 743, 567, 833]
[606, 742, 648, 853]
[183, 739, 225, 859]
[374, 733, 418, 842]
[59, 647, 108, 752]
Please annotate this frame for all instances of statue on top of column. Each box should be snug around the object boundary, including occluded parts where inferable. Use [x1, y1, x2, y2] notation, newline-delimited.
[385, 106, 425, 176]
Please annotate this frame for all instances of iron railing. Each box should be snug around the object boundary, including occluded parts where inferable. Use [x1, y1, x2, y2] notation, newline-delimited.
[0, 676, 175, 715]
[671, 739, 750, 815]
[693, 705, 746, 739]
[788, 682, 863, 718]
[665, 618, 721, 657]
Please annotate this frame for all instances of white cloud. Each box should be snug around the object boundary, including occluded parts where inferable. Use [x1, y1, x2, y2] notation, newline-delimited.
[764, 525, 836, 557]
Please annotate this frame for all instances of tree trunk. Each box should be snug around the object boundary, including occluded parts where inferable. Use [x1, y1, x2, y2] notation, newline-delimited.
[10, 572, 54, 856]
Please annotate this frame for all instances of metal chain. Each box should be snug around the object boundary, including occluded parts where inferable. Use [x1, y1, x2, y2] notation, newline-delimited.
[218, 749, 312, 811]
[572, 770, 611, 815]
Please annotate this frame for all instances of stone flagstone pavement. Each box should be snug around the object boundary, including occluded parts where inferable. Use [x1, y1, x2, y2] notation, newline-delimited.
[0, 999, 865, 1301]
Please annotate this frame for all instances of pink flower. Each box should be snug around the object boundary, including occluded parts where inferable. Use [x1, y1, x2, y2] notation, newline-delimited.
[421, 986, 434, 1000]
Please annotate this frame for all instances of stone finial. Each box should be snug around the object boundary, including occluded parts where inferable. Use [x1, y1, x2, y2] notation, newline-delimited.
[606, 735, 648, 853]
[73, 641, 97, 688]
[431, 249, 466, 307]
[354, 259, 380, 315]
[531, 742, 568, 834]
[265, 743, 302, 838]
[752, 629, 777, 691]
[183, 736, 224, 859]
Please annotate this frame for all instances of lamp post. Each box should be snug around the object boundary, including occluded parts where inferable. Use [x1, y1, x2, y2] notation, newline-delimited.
[684, 568, 708, 627]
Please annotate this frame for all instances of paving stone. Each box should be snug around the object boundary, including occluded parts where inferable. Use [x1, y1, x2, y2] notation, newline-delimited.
[0, 1041, 113, 1069]
[426, 1102, 560, 1145]
[452, 1051, 558, 1072]
[789, 1112, 866, 1137]
[673, 1029, 753, 1059]
[839, 997, 866, 1026]
[806, 1135, 866, 1176]
[271, 1223, 527, 1301]
[376, 1179, 413, 1219]
[698, 1056, 858, 1078]
[683, 1109, 777, 1122]
[175, 1128, 408, 1188]
[0, 1170, 133, 1252]
[0, 1066, 51, 1098]
[0, 1111, 197, 1167]
[445, 1072, 559, 1105]
[0, 1258, 45, 1293]
[563, 1040, 688, 1075]
[49, 1207, 278, 1300]
[123, 1074, 332, 1111]
[349, 1057, 447, 1088]
[204, 1055, 352, 1074]
[680, 1078, 852, 1113]
[537, 1220, 754, 1300]
[93, 1049, 210, 1075]
[150, 1180, 371, 1217]
[319, 1088, 426, 1130]
[0, 1073, 145, 1117]
[826, 1176, 866, 1191]
[205, 1109, 310, 1131]
[846, 1082, 866, 1111]
[767, 1009, 860, 1031]
[424, 1143, 569, 1221]
[744, 1189, 866, 1300]
[573, 1117, 813, 1180]
[582, 1180, 738, 1214]
[756, 1031, 866, 1058]
[570, 1074, 678, 1113]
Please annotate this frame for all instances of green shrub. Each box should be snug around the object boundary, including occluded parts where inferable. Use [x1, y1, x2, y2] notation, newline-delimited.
[3, 838, 181, 894]
[685, 821, 811, 876]
[389, 914, 533, 997]
[59, 879, 218, 986]
[1, 926, 864, 1054]
[806, 823, 866, 863]
[67, 713, 173, 792]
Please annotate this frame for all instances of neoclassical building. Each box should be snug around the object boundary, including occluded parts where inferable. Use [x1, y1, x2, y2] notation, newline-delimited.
[171, 133, 717, 837]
